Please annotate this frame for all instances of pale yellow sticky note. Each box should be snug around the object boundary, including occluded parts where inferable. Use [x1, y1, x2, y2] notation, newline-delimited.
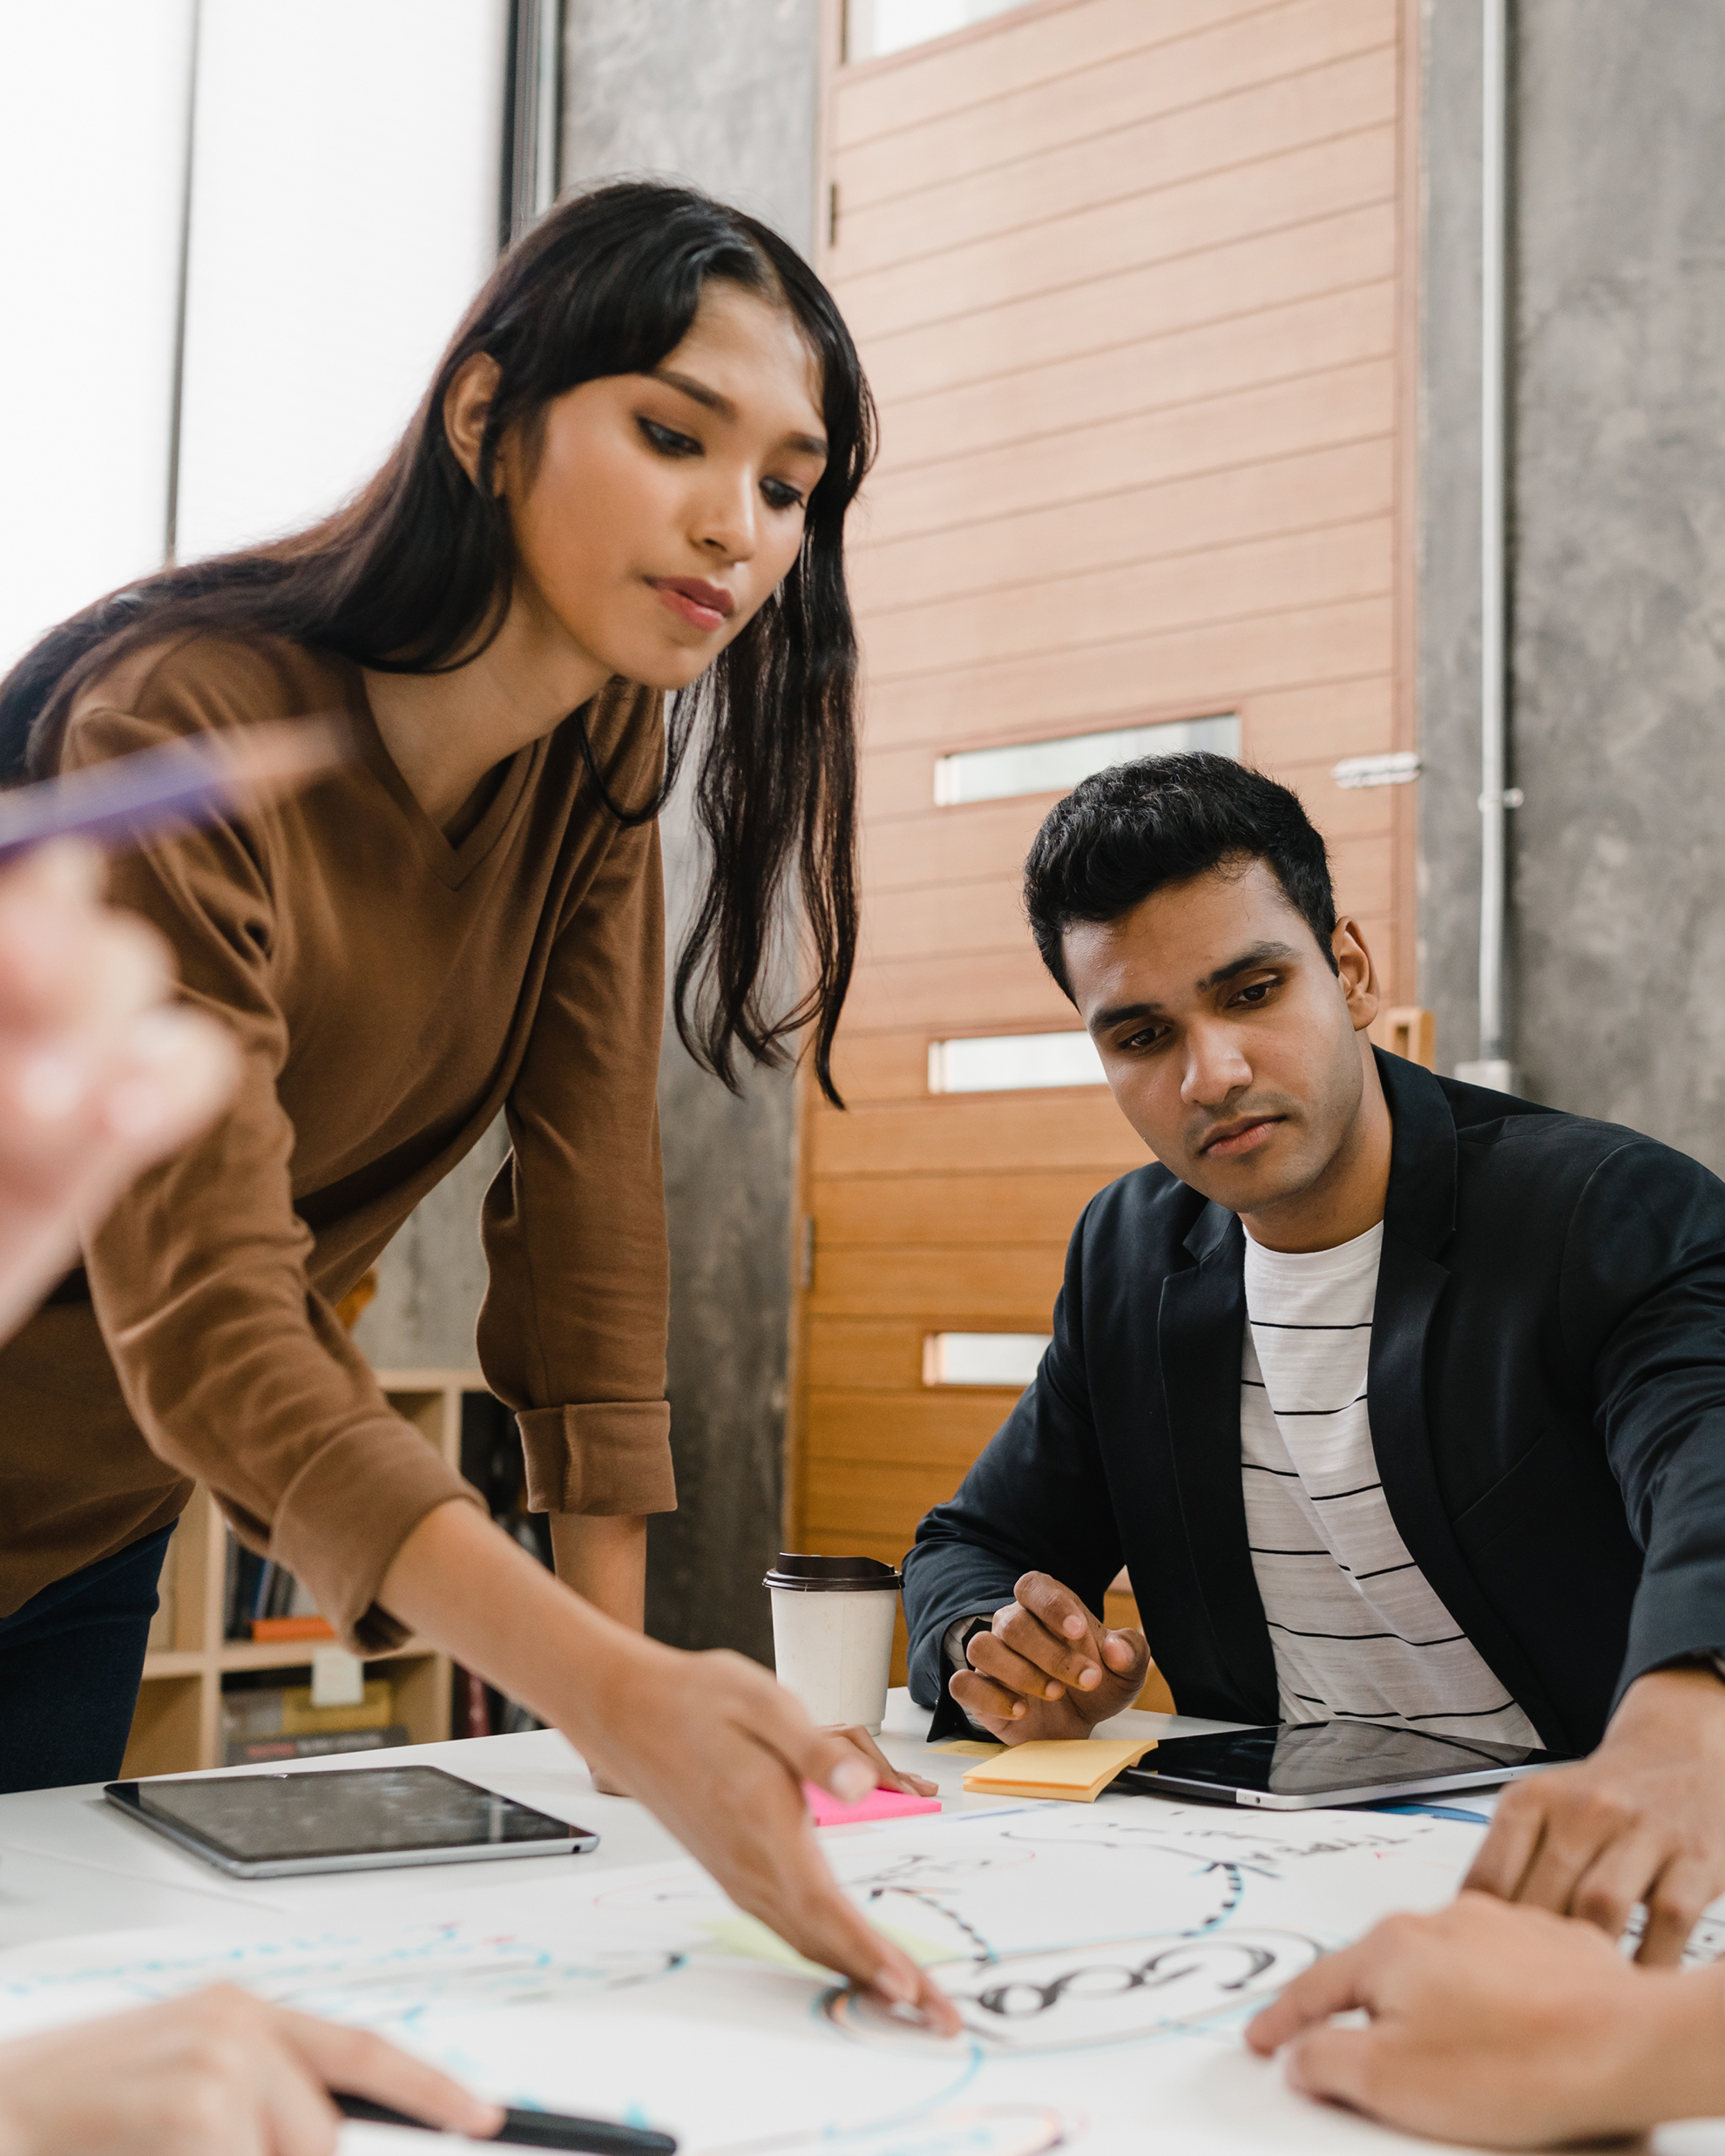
[927, 1738, 1005, 1756]
[961, 1736, 1154, 1802]
[699, 1913, 955, 1975]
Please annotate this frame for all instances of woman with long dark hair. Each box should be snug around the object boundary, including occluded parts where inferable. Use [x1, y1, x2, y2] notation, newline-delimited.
[0, 179, 950, 2026]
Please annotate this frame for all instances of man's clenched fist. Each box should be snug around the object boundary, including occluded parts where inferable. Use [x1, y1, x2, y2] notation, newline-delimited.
[950, 1571, 1150, 1742]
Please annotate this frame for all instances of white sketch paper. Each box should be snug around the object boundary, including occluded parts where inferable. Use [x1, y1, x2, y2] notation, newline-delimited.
[0, 1794, 1711, 2155]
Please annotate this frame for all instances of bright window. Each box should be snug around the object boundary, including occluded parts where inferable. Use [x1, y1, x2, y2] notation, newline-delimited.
[0, 1, 510, 672]
[846, 0, 1037, 63]
[0, 0, 194, 672]
[177, 0, 508, 561]
[928, 1031, 1105, 1094]
[923, 1333, 1049, 1387]
[933, 714, 1240, 808]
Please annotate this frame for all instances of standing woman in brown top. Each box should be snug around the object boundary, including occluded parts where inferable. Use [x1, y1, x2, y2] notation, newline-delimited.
[0, 180, 951, 2028]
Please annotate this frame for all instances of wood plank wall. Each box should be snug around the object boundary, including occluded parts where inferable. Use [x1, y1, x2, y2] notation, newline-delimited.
[788, 0, 1418, 1675]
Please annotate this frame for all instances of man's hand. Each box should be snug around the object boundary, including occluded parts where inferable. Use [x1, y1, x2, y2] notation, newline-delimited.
[949, 1571, 1149, 1744]
[0, 1984, 500, 2155]
[1244, 1891, 1725, 2147]
[1464, 1664, 1725, 1962]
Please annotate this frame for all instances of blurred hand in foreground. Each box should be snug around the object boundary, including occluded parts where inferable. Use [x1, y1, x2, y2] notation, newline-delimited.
[0, 841, 237, 1336]
[1245, 1890, 1725, 2147]
[0, 1984, 499, 2156]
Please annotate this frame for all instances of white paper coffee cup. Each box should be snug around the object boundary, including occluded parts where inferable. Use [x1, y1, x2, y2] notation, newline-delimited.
[764, 1552, 902, 1734]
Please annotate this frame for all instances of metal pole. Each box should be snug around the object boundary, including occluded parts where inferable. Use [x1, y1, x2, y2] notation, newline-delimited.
[163, 0, 201, 568]
[504, 0, 562, 248]
[1458, 0, 1520, 1092]
[531, 0, 561, 222]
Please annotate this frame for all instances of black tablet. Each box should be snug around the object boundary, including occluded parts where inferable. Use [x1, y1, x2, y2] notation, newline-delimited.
[105, 1763, 599, 1876]
[1116, 1720, 1572, 1810]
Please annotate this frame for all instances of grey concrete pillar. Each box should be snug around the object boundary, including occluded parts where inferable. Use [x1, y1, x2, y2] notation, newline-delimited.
[1420, 3, 1725, 1170]
[560, 0, 822, 1659]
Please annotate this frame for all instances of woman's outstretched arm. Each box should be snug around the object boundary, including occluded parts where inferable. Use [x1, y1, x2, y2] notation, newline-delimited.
[382, 1497, 958, 2033]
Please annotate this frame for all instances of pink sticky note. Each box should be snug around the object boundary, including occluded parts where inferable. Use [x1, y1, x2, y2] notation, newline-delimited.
[803, 1781, 943, 1826]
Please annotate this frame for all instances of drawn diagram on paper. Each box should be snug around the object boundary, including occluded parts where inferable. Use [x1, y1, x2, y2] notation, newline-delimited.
[0, 1797, 1618, 2155]
[829, 1930, 1318, 2052]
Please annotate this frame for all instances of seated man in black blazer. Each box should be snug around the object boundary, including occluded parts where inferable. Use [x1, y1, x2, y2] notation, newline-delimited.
[903, 752, 1725, 1963]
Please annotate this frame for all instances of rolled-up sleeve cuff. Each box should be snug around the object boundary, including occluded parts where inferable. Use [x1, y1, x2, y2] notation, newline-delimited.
[271, 1418, 484, 1654]
[518, 1401, 675, 1516]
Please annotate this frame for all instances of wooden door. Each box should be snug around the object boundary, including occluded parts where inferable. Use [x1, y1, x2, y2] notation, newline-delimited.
[788, 0, 1420, 1684]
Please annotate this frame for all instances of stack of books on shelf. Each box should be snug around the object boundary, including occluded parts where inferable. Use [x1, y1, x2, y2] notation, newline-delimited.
[224, 1533, 335, 1643]
[221, 1673, 407, 1767]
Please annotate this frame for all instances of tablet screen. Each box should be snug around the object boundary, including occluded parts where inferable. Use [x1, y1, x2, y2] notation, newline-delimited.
[1130, 1721, 1563, 1799]
[122, 1765, 582, 1862]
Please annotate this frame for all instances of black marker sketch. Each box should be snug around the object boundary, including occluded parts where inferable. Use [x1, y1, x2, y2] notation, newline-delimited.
[828, 1930, 1319, 2053]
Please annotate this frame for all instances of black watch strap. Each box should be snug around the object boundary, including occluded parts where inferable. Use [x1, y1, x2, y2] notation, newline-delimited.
[955, 1616, 993, 1664]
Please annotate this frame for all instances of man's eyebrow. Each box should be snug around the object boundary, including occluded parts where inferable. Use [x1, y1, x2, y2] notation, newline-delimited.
[1087, 941, 1300, 1033]
[651, 368, 828, 457]
[1194, 940, 1299, 991]
[1089, 999, 1160, 1033]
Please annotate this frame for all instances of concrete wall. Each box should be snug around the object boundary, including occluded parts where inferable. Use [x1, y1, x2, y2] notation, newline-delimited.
[1419, 2, 1725, 1171]
[1415, 0, 1485, 1087]
[560, 0, 821, 251]
[351, 1126, 507, 1370]
[561, 0, 822, 1659]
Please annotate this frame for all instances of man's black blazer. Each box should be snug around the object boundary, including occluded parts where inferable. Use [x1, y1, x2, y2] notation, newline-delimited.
[903, 1051, 1725, 1754]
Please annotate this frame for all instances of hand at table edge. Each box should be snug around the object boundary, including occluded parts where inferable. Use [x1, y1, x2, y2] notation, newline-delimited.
[1462, 1663, 1725, 1963]
[1243, 1892, 1725, 2147]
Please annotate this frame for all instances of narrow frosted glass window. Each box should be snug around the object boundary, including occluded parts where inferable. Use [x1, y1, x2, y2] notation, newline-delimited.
[0, 0, 194, 672]
[176, 0, 508, 561]
[929, 1031, 1106, 1094]
[933, 715, 1239, 808]
[923, 1334, 1050, 1388]
[847, 0, 1033, 61]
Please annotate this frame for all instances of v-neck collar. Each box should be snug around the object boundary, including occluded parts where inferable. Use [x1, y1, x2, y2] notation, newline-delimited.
[343, 662, 539, 891]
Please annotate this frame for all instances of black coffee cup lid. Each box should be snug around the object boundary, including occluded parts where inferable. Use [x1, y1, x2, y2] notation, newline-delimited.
[762, 1551, 903, 1592]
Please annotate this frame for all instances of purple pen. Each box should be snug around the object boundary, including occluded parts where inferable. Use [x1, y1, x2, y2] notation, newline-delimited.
[0, 717, 352, 867]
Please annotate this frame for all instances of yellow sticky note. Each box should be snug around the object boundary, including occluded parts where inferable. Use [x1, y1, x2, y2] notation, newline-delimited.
[961, 1736, 1155, 1802]
[927, 1739, 1005, 1757]
[700, 1913, 955, 1975]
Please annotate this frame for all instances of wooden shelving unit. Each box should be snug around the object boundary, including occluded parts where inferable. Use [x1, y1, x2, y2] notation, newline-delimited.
[121, 1369, 484, 1777]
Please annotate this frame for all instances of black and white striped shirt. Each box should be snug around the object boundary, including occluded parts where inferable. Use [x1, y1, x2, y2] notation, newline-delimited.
[1241, 1221, 1538, 1746]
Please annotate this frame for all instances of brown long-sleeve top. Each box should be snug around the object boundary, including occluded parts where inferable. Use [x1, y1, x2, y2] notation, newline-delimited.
[0, 634, 674, 1649]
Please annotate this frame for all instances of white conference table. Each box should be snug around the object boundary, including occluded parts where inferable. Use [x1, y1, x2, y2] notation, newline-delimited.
[0, 1690, 1221, 1953]
[0, 1693, 1721, 2156]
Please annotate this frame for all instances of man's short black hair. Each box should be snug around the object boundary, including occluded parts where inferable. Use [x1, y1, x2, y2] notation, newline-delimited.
[1023, 751, 1337, 999]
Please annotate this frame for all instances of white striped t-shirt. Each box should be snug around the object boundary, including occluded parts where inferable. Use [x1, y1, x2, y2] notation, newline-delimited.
[1241, 1221, 1539, 1746]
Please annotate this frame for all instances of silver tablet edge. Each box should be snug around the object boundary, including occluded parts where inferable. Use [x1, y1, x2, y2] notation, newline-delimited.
[104, 1784, 599, 1876]
[1136, 1761, 1554, 1811]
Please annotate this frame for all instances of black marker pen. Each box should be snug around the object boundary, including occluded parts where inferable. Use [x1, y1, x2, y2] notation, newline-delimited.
[334, 2092, 677, 2153]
